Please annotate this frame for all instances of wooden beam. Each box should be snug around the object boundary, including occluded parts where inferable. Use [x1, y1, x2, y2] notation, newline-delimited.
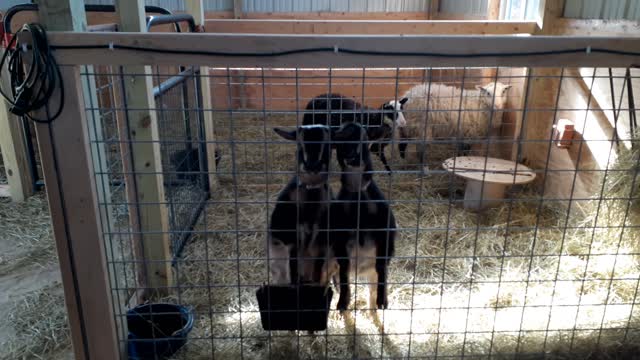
[482, 0, 502, 84]
[203, 19, 537, 35]
[519, 0, 565, 188]
[34, 1, 119, 358]
[553, 18, 640, 36]
[233, 0, 243, 19]
[0, 70, 33, 202]
[205, 11, 432, 20]
[34, 0, 88, 32]
[487, 0, 501, 20]
[47, 33, 640, 68]
[115, 0, 173, 295]
[33, 63, 120, 360]
[186, 0, 217, 193]
[428, 0, 440, 20]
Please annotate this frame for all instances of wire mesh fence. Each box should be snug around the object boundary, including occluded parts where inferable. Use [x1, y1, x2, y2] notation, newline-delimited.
[84, 64, 640, 359]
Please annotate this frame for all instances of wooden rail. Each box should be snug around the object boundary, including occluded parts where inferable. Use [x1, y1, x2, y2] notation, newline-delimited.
[46, 33, 640, 68]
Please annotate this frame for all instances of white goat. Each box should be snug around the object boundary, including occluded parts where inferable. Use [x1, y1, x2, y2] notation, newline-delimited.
[397, 82, 512, 171]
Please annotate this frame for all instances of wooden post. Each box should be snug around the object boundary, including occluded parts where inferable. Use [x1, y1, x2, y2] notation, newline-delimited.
[33, 0, 113, 234]
[0, 69, 33, 201]
[115, 0, 173, 295]
[186, 0, 217, 193]
[482, 0, 501, 81]
[519, 0, 565, 183]
[487, 0, 501, 20]
[30, 1, 119, 358]
[234, 0, 243, 19]
[428, 0, 440, 20]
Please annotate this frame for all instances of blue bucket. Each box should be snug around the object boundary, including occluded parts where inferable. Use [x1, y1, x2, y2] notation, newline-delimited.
[127, 303, 194, 360]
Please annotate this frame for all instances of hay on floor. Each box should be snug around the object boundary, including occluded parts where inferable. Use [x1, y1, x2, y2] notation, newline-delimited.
[0, 285, 71, 359]
[158, 115, 640, 359]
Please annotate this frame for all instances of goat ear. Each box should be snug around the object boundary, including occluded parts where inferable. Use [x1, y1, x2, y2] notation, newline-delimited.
[502, 85, 513, 93]
[273, 127, 297, 141]
[400, 97, 409, 105]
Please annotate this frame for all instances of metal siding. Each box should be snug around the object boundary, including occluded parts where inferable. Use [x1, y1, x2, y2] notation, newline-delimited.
[440, 0, 488, 16]
[564, 0, 640, 20]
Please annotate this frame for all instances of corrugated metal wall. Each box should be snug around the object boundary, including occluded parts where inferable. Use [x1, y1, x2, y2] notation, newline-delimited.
[439, 0, 488, 17]
[500, 0, 540, 20]
[564, 0, 640, 20]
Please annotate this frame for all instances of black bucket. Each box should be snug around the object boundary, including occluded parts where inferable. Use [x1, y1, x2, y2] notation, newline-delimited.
[256, 285, 333, 331]
[127, 303, 194, 360]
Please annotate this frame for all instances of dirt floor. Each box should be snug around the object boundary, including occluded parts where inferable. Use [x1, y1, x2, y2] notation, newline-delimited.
[0, 148, 73, 359]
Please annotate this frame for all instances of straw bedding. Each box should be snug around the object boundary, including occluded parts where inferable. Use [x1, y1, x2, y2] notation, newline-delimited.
[1, 114, 638, 359]
[163, 115, 640, 359]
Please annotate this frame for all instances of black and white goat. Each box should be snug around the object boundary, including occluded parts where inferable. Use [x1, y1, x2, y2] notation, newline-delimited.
[268, 125, 335, 286]
[301, 93, 407, 173]
[331, 122, 396, 312]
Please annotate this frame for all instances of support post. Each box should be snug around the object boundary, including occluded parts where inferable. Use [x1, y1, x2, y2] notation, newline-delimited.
[234, 0, 243, 19]
[482, 0, 501, 82]
[115, 0, 173, 295]
[520, 0, 565, 184]
[428, 0, 440, 20]
[487, 0, 501, 20]
[31, 1, 119, 358]
[186, 0, 217, 193]
[0, 69, 33, 201]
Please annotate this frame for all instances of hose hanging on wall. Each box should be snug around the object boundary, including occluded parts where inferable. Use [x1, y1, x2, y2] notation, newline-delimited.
[0, 23, 64, 123]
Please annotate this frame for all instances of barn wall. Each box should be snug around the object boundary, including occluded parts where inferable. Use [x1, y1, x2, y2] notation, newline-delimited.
[525, 68, 632, 201]
[564, 0, 640, 20]
[208, 67, 527, 161]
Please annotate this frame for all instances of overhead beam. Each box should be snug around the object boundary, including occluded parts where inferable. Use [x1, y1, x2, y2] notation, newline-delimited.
[46, 33, 640, 68]
[186, 0, 217, 193]
[115, 0, 173, 295]
[553, 18, 640, 36]
[32, 1, 119, 359]
[203, 19, 536, 35]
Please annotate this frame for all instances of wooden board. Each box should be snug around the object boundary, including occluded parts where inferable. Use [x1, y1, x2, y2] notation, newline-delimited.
[0, 71, 33, 202]
[33, 1, 119, 358]
[33, 65, 120, 360]
[443, 156, 536, 184]
[186, 0, 218, 193]
[204, 19, 536, 35]
[45, 33, 640, 68]
[116, 0, 174, 295]
[204, 11, 434, 20]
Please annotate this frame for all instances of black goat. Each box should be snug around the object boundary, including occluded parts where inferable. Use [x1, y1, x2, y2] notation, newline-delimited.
[268, 125, 335, 286]
[331, 122, 396, 312]
[301, 93, 407, 173]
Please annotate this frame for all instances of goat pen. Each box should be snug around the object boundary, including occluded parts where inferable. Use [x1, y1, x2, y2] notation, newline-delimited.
[24, 31, 640, 359]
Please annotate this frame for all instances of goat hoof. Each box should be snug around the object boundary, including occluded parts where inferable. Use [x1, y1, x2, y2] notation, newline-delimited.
[377, 298, 388, 310]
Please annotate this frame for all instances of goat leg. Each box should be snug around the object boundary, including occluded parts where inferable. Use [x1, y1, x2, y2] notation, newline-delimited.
[335, 248, 351, 312]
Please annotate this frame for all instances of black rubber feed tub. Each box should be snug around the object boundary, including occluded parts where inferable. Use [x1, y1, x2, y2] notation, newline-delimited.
[257, 285, 333, 331]
[127, 303, 194, 359]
